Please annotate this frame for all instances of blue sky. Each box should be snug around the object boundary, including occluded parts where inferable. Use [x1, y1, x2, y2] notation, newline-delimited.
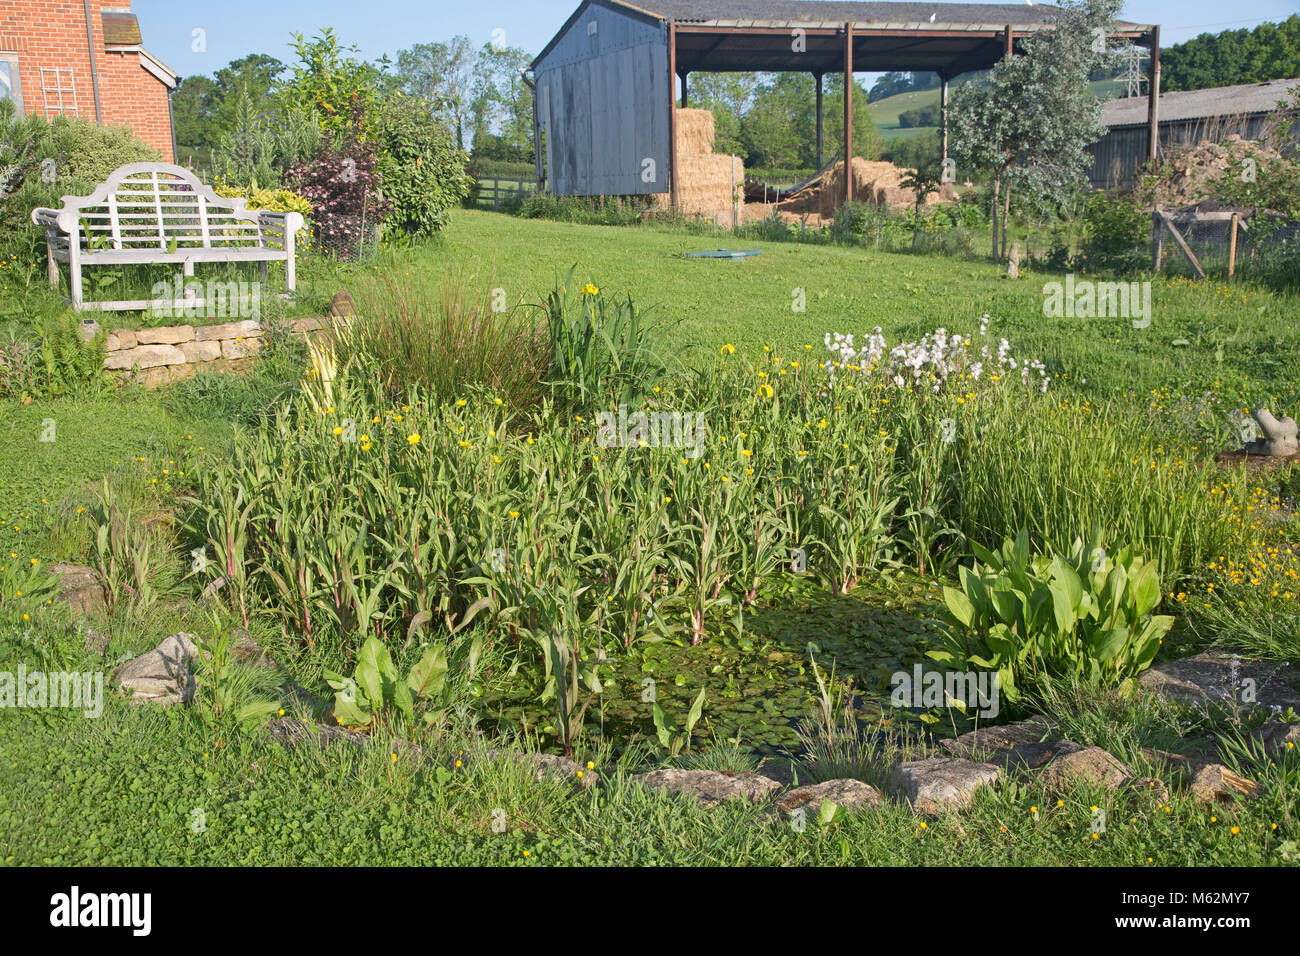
[133, 0, 1297, 81]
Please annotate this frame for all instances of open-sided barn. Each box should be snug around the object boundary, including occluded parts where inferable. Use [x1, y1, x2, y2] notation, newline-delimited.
[528, 0, 1159, 210]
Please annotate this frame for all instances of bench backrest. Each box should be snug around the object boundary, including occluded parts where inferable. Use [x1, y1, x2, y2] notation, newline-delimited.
[48, 162, 267, 251]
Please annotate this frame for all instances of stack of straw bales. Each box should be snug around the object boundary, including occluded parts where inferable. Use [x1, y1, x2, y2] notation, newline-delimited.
[817, 157, 959, 217]
[654, 108, 744, 227]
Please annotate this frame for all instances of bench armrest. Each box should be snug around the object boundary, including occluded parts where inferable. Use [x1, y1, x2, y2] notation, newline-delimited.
[31, 207, 64, 231]
[254, 210, 305, 234]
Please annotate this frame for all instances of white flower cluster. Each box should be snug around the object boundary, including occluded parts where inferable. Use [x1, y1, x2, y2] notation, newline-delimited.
[823, 315, 1051, 393]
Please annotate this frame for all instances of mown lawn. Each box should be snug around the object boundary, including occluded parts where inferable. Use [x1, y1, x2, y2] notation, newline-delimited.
[440, 210, 1299, 411]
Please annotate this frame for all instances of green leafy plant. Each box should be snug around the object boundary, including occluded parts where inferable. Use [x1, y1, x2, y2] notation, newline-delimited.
[324, 632, 483, 730]
[653, 688, 707, 756]
[931, 529, 1174, 707]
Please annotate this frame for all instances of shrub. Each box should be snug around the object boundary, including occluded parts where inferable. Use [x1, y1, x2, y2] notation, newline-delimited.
[0, 101, 160, 251]
[209, 86, 320, 188]
[212, 183, 312, 217]
[287, 138, 389, 260]
[1075, 191, 1148, 274]
[373, 97, 472, 236]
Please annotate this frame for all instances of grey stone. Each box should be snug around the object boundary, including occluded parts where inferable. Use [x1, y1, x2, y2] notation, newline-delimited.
[1035, 744, 1130, 791]
[194, 319, 262, 342]
[633, 768, 781, 808]
[1187, 763, 1262, 803]
[135, 325, 195, 345]
[229, 628, 275, 668]
[1139, 651, 1300, 713]
[940, 715, 1057, 758]
[83, 627, 108, 656]
[886, 757, 1000, 813]
[485, 749, 600, 791]
[1251, 721, 1300, 758]
[776, 778, 884, 817]
[221, 336, 262, 359]
[78, 318, 101, 343]
[179, 340, 222, 363]
[51, 563, 106, 618]
[267, 715, 366, 750]
[327, 290, 357, 319]
[111, 632, 200, 705]
[103, 344, 186, 370]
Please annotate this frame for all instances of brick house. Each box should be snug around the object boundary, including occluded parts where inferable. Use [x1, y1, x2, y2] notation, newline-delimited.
[0, 1, 178, 161]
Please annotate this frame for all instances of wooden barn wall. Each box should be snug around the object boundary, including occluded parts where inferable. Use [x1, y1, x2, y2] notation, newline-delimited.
[534, 2, 670, 196]
[1087, 113, 1273, 188]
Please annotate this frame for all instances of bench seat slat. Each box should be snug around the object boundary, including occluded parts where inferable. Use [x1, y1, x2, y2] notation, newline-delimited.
[56, 247, 291, 265]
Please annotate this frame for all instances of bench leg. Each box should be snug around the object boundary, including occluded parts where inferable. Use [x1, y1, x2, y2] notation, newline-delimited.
[46, 243, 58, 290]
[68, 238, 83, 310]
[284, 230, 297, 295]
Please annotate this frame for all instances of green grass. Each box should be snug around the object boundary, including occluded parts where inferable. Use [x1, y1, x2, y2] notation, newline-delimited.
[437, 211, 1299, 412]
[0, 391, 231, 559]
[1, 662, 1294, 865]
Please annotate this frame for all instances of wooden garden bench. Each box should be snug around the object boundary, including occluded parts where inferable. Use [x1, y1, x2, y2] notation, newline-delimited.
[31, 161, 304, 312]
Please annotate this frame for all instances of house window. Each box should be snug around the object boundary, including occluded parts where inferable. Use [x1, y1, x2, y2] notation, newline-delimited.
[0, 55, 21, 111]
[39, 67, 78, 117]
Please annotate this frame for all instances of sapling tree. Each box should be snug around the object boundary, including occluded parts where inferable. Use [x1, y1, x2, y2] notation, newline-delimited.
[947, 0, 1123, 261]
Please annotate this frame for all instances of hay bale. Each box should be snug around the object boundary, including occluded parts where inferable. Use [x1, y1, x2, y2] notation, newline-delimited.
[675, 153, 744, 226]
[817, 157, 959, 216]
[675, 108, 716, 156]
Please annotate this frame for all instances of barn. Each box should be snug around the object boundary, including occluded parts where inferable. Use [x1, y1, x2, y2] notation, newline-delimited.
[528, 0, 1160, 210]
[1088, 77, 1300, 188]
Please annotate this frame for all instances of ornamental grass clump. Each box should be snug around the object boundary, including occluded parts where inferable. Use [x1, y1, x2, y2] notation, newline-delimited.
[334, 269, 552, 410]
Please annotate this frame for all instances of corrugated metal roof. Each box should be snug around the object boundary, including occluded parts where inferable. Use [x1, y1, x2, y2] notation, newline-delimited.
[614, 0, 1146, 30]
[1102, 78, 1300, 128]
[102, 11, 142, 46]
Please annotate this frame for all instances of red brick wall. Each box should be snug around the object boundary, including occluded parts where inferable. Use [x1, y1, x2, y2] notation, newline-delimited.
[0, 0, 175, 161]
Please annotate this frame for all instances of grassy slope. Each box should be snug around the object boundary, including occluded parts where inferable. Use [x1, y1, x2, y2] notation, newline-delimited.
[871, 78, 1129, 140]
[443, 210, 1299, 411]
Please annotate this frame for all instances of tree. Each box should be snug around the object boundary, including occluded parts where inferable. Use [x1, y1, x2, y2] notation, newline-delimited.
[469, 43, 534, 163]
[171, 75, 216, 148]
[687, 73, 759, 157]
[948, 0, 1122, 261]
[1162, 16, 1300, 91]
[395, 36, 475, 150]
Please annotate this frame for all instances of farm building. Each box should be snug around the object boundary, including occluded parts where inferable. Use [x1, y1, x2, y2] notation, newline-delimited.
[528, 0, 1159, 216]
[1088, 77, 1300, 188]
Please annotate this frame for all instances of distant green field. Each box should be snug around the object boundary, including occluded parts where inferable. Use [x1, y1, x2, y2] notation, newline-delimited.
[868, 78, 1129, 140]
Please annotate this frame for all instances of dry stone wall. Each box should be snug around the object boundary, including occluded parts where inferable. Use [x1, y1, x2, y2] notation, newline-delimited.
[102, 317, 330, 387]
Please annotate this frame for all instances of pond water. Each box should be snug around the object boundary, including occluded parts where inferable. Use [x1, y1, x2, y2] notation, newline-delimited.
[476, 575, 958, 756]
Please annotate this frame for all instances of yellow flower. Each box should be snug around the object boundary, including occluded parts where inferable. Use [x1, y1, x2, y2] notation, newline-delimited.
[757, 383, 774, 399]
[720, 343, 736, 355]
[407, 433, 421, 445]
[581, 283, 599, 296]
[456, 399, 467, 407]
[332, 426, 344, 435]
